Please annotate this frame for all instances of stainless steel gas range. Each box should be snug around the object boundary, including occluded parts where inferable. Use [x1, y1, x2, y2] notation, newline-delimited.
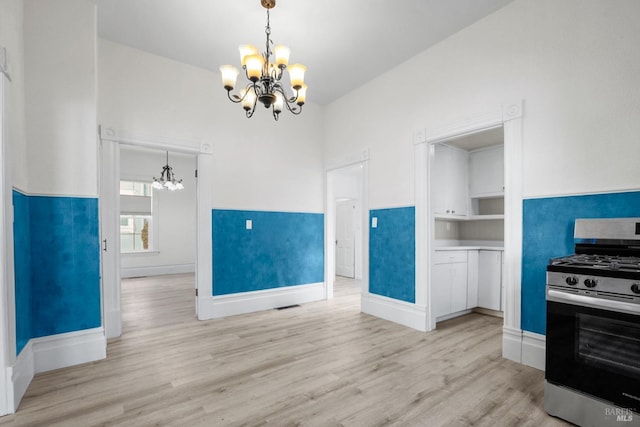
[545, 218, 640, 427]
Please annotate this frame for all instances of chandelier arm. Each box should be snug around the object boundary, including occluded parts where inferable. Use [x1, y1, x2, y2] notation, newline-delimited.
[227, 83, 256, 103]
[272, 84, 298, 104]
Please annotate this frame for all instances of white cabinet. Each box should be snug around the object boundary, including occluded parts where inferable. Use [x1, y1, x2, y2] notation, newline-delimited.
[469, 145, 504, 197]
[478, 250, 503, 311]
[432, 144, 468, 217]
[432, 251, 468, 318]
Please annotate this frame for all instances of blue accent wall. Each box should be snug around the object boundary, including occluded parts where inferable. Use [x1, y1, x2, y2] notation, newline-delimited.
[369, 207, 415, 303]
[522, 191, 640, 335]
[212, 209, 324, 295]
[12, 191, 101, 354]
[13, 191, 32, 355]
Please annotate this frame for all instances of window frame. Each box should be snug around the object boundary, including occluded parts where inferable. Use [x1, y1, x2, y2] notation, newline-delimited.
[119, 178, 159, 255]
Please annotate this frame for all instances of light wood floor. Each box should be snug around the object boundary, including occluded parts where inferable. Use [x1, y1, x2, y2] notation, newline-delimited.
[1, 274, 570, 426]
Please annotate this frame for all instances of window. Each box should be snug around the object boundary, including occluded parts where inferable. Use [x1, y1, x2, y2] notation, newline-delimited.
[120, 215, 151, 252]
[120, 181, 151, 196]
[120, 181, 154, 253]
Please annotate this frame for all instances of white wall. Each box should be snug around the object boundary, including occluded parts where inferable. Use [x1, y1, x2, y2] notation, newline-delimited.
[324, 0, 640, 205]
[119, 146, 196, 275]
[98, 39, 325, 214]
[23, 0, 97, 196]
[0, 0, 27, 191]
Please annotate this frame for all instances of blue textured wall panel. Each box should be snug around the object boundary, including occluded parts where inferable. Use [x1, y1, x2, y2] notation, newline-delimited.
[28, 196, 101, 338]
[13, 190, 32, 355]
[522, 191, 640, 335]
[369, 207, 415, 303]
[212, 210, 324, 295]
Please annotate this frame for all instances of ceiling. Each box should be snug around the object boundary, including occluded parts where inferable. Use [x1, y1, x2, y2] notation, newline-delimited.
[96, 0, 515, 105]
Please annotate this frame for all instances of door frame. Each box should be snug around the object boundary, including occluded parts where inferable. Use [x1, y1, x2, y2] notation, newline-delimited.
[415, 102, 523, 361]
[324, 151, 368, 300]
[0, 46, 15, 415]
[98, 127, 214, 339]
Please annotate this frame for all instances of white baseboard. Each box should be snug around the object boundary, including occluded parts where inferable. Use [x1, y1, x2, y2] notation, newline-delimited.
[104, 309, 122, 339]
[501, 326, 546, 371]
[8, 328, 106, 412]
[32, 327, 106, 373]
[121, 263, 195, 278]
[522, 331, 546, 370]
[8, 341, 34, 412]
[502, 326, 523, 363]
[361, 293, 427, 332]
[205, 282, 325, 319]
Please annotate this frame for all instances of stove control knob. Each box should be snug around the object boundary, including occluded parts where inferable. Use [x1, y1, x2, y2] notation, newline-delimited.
[565, 276, 578, 286]
[631, 284, 640, 294]
[584, 278, 598, 288]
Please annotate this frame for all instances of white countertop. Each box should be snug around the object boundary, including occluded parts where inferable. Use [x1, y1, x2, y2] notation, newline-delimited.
[434, 240, 504, 251]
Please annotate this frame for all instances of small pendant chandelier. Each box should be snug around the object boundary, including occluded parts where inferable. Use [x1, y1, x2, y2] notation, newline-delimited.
[152, 151, 184, 191]
[219, 0, 307, 121]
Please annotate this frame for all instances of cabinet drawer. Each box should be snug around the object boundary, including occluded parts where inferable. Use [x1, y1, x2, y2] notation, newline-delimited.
[433, 250, 468, 264]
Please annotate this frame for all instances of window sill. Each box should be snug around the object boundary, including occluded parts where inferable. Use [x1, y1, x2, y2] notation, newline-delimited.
[121, 250, 160, 257]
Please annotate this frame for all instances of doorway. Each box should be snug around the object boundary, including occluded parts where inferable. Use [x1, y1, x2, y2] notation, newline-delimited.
[118, 146, 197, 334]
[415, 102, 524, 358]
[99, 128, 214, 338]
[325, 162, 366, 301]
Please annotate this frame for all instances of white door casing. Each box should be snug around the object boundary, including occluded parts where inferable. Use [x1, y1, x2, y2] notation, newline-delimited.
[98, 127, 215, 337]
[415, 102, 524, 356]
[0, 46, 14, 416]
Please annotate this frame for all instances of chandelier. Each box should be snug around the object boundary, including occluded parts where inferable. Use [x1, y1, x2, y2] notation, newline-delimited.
[219, 0, 307, 121]
[152, 151, 184, 191]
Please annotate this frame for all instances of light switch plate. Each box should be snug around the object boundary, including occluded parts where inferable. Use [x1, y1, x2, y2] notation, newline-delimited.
[246, 219, 252, 230]
[372, 217, 378, 228]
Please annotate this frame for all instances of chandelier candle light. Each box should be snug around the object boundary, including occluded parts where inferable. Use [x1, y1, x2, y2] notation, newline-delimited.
[219, 0, 307, 120]
[152, 151, 184, 191]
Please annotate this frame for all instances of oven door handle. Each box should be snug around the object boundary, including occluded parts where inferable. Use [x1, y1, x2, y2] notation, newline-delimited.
[547, 289, 640, 315]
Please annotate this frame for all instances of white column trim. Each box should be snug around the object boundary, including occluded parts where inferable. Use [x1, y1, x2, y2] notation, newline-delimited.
[414, 142, 430, 331]
[0, 50, 16, 416]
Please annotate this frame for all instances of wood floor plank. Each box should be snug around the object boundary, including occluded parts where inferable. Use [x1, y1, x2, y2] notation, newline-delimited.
[0, 274, 571, 426]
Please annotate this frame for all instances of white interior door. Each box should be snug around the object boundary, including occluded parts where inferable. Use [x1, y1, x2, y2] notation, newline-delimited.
[335, 200, 355, 278]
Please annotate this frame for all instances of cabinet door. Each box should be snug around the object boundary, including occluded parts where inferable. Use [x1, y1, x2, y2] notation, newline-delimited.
[469, 146, 504, 197]
[448, 147, 469, 216]
[432, 263, 451, 318]
[478, 250, 502, 311]
[431, 144, 468, 216]
[431, 145, 449, 215]
[451, 262, 468, 313]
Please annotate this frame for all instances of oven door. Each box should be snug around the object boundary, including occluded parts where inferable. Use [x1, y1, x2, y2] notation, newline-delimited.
[546, 290, 640, 412]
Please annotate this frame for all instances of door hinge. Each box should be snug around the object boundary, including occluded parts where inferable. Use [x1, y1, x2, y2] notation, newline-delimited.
[195, 288, 198, 297]
[195, 169, 198, 178]
[102, 239, 108, 252]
